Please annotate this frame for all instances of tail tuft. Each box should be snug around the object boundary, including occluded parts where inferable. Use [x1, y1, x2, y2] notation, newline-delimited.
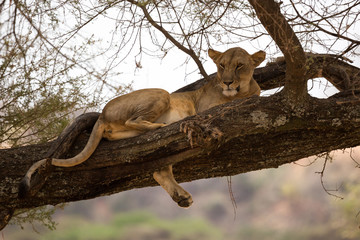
[18, 177, 30, 199]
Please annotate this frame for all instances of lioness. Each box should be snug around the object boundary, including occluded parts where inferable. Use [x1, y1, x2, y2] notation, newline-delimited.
[20, 47, 265, 207]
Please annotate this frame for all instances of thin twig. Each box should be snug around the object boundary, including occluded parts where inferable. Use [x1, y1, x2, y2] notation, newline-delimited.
[315, 153, 344, 200]
[227, 176, 237, 221]
[127, 0, 210, 80]
[349, 148, 360, 168]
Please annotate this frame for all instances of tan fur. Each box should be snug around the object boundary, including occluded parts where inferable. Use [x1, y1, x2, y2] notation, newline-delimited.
[20, 47, 265, 207]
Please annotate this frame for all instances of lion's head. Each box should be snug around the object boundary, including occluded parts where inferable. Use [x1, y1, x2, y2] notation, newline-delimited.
[208, 47, 266, 97]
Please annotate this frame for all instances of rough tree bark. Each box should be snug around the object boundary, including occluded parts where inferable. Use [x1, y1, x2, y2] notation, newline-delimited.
[1, 0, 360, 231]
[249, 0, 308, 106]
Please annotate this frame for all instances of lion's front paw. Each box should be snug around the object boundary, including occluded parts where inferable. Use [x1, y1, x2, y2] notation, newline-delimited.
[179, 121, 198, 147]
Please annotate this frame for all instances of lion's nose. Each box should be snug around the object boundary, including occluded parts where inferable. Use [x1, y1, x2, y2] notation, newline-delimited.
[224, 81, 233, 87]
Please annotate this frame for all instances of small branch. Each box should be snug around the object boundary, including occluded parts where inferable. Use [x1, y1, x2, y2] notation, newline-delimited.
[349, 148, 360, 168]
[315, 153, 344, 200]
[128, 0, 210, 80]
[227, 176, 237, 220]
[290, 0, 360, 46]
[0, 0, 5, 12]
[12, 0, 114, 79]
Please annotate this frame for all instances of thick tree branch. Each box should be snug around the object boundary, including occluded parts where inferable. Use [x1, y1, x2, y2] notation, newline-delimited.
[2, 92, 360, 209]
[248, 0, 307, 104]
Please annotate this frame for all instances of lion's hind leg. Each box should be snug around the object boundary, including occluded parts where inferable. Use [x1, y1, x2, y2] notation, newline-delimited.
[104, 118, 166, 141]
[103, 129, 142, 141]
[153, 165, 193, 208]
[125, 117, 166, 131]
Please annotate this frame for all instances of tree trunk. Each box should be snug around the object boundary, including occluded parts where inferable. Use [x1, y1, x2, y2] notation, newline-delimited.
[1, 54, 360, 230]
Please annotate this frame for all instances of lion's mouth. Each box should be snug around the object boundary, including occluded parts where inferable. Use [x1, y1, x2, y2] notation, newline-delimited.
[223, 88, 239, 97]
[223, 85, 240, 92]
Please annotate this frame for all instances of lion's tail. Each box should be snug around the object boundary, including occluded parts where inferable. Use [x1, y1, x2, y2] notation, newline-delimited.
[18, 119, 105, 198]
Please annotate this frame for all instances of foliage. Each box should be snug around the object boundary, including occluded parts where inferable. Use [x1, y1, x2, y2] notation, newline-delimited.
[0, 0, 131, 147]
[9, 205, 61, 232]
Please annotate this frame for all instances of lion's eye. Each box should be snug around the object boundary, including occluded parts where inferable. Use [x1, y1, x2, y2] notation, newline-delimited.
[219, 64, 225, 69]
[236, 64, 244, 71]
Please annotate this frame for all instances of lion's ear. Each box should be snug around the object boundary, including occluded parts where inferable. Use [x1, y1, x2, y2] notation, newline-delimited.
[251, 51, 266, 67]
[208, 49, 222, 63]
